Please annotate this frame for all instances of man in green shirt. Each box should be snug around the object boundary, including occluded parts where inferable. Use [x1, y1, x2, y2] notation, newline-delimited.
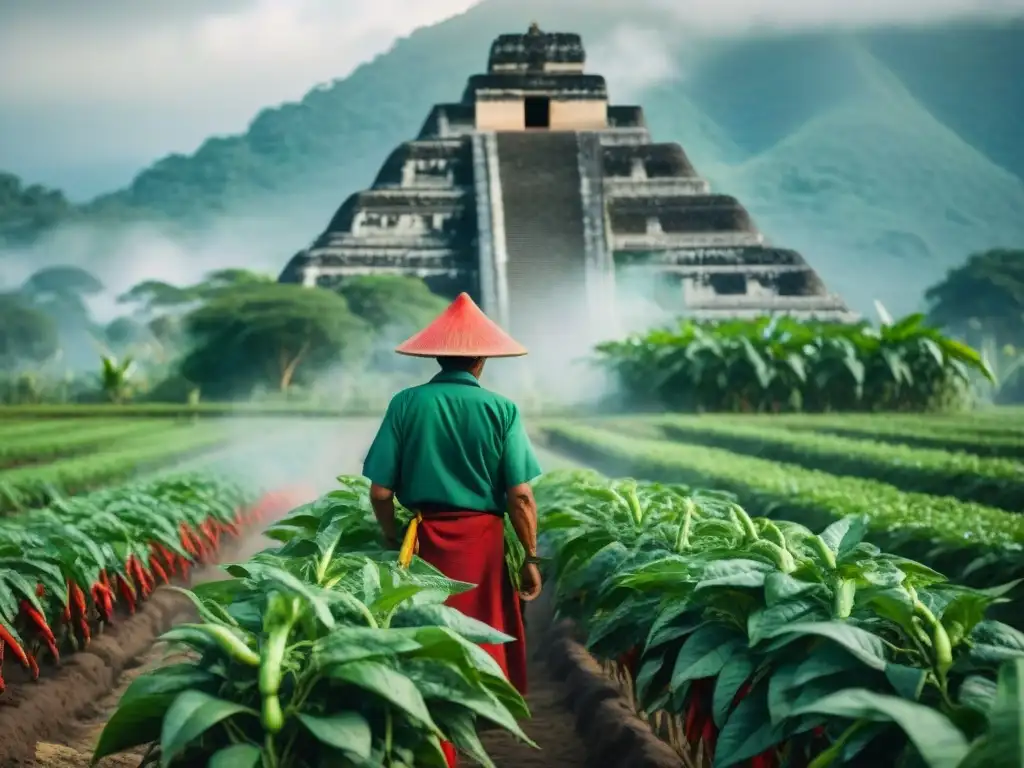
[362, 293, 542, 706]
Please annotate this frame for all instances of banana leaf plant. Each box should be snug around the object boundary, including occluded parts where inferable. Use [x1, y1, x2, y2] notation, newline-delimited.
[595, 311, 993, 414]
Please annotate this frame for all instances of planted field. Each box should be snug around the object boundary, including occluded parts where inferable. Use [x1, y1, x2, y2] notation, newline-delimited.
[730, 414, 1024, 459]
[0, 421, 238, 512]
[534, 469, 1024, 767]
[604, 415, 1024, 511]
[0, 418, 178, 468]
[537, 421, 1024, 585]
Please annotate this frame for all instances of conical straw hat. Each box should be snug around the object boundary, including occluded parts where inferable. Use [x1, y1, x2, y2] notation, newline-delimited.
[395, 293, 527, 358]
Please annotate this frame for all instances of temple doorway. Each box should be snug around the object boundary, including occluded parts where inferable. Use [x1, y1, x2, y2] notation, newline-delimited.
[524, 96, 550, 128]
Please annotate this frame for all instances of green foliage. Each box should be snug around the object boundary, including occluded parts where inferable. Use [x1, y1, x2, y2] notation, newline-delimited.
[597, 312, 991, 413]
[925, 248, 1024, 346]
[533, 469, 1024, 767]
[0, 293, 59, 369]
[180, 284, 369, 398]
[0, 172, 77, 246]
[93, 476, 531, 767]
[337, 275, 448, 334]
[538, 422, 1024, 585]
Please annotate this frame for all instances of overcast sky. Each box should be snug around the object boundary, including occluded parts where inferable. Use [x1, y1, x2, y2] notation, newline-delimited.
[1, 0, 1021, 199]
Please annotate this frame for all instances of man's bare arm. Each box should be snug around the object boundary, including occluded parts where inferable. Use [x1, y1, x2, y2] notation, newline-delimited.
[506, 482, 538, 557]
[369, 483, 398, 543]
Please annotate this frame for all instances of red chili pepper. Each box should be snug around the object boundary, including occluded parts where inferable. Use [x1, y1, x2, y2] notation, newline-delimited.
[0, 624, 32, 671]
[150, 557, 170, 584]
[684, 692, 702, 742]
[26, 652, 39, 680]
[91, 584, 111, 622]
[115, 574, 136, 614]
[701, 713, 718, 756]
[69, 581, 90, 643]
[20, 601, 59, 662]
[35, 583, 45, 597]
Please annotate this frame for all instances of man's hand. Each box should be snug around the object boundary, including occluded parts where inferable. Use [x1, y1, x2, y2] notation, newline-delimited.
[519, 562, 542, 602]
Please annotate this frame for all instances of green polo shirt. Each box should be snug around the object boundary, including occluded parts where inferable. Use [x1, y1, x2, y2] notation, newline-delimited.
[362, 370, 542, 513]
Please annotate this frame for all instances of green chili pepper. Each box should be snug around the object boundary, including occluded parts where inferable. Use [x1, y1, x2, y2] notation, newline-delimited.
[750, 540, 796, 573]
[807, 535, 837, 570]
[730, 504, 759, 543]
[177, 623, 259, 666]
[674, 499, 695, 552]
[259, 593, 302, 734]
[758, 520, 787, 549]
[832, 578, 856, 619]
[914, 601, 953, 673]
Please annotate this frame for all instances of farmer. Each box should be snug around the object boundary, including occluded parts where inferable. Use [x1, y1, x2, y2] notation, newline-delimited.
[362, 292, 542, 699]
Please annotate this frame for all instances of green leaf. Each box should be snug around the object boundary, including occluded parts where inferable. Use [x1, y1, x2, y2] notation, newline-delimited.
[297, 712, 373, 759]
[970, 621, 1024, 666]
[820, 517, 867, 560]
[325, 660, 440, 733]
[670, 624, 743, 692]
[159, 691, 257, 767]
[958, 675, 997, 713]
[236, 562, 336, 629]
[747, 598, 823, 645]
[208, 744, 261, 768]
[885, 664, 928, 701]
[713, 653, 755, 728]
[390, 604, 514, 645]
[764, 621, 888, 671]
[977, 658, 1024, 767]
[715, 686, 785, 768]
[314, 627, 424, 665]
[791, 688, 969, 768]
[435, 704, 494, 768]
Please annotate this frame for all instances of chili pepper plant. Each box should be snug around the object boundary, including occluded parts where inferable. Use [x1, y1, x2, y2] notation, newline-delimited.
[93, 478, 534, 768]
[534, 469, 1024, 768]
[0, 475, 257, 694]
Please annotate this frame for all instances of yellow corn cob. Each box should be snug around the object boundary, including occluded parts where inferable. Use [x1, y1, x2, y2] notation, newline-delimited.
[398, 512, 423, 568]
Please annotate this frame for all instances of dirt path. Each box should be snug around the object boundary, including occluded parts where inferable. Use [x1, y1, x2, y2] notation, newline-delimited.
[477, 593, 588, 768]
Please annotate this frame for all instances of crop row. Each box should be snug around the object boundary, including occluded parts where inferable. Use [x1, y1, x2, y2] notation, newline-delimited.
[0, 418, 137, 442]
[95, 475, 531, 768]
[538, 422, 1024, 585]
[0, 423, 234, 513]
[0, 475, 268, 694]
[747, 411, 1024, 438]
[735, 415, 1024, 459]
[601, 416, 1024, 512]
[0, 419, 180, 467]
[533, 469, 1024, 767]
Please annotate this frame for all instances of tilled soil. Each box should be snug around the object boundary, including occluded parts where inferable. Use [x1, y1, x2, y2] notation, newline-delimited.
[1, 526, 280, 767]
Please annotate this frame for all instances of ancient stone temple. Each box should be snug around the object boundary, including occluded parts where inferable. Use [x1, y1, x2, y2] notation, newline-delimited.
[279, 24, 855, 357]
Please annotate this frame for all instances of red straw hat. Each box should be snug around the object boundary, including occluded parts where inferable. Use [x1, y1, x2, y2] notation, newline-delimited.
[395, 292, 528, 358]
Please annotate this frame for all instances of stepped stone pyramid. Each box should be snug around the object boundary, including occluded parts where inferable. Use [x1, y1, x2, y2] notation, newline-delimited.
[279, 24, 856, 349]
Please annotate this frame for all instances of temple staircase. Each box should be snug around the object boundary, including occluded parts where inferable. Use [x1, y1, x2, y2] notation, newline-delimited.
[495, 132, 589, 345]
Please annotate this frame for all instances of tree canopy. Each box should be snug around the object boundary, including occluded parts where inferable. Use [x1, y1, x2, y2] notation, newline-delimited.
[179, 283, 368, 397]
[0, 293, 59, 369]
[336, 274, 449, 334]
[924, 248, 1024, 345]
[118, 269, 275, 314]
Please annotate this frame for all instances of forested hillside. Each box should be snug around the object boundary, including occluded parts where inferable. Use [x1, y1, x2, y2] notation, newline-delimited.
[2, 0, 1022, 314]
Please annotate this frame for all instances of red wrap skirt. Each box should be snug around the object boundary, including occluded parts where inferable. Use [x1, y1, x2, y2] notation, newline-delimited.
[414, 510, 528, 767]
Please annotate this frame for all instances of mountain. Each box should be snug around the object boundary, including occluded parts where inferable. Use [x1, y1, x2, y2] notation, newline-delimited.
[4, 0, 1023, 315]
